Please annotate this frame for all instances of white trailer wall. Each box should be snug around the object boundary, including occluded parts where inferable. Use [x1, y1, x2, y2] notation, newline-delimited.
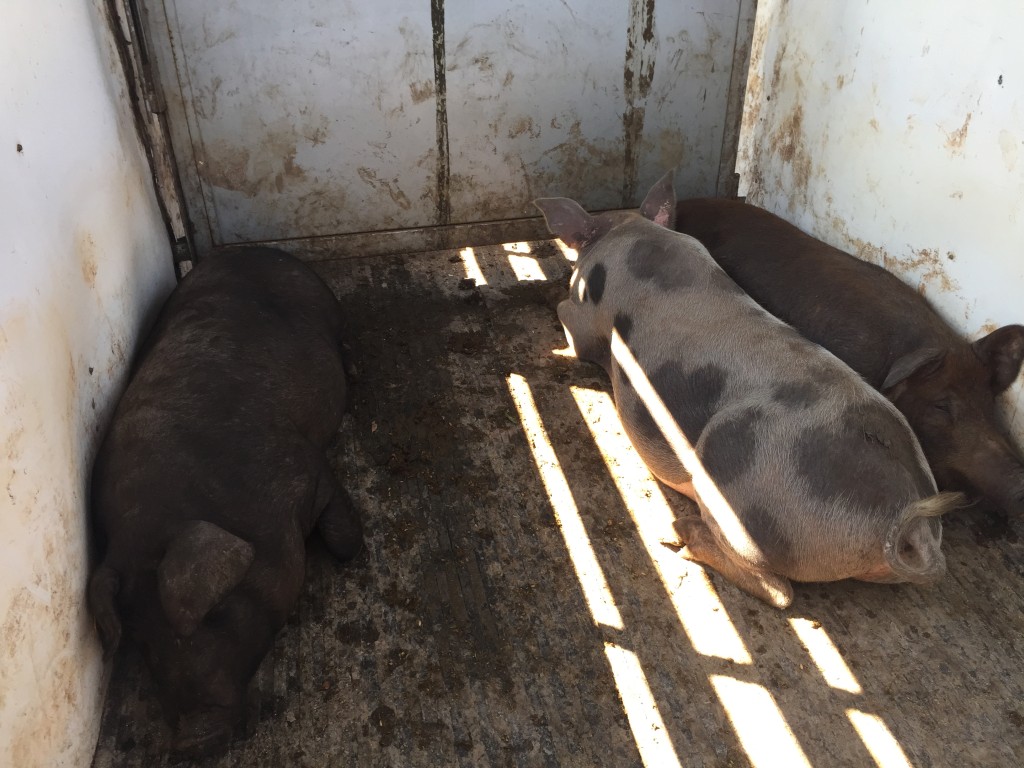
[737, 0, 1024, 439]
[0, 2, 175, 766]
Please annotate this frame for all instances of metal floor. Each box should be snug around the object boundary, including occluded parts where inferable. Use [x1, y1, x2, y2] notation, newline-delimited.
[92, 241, 1024, 767]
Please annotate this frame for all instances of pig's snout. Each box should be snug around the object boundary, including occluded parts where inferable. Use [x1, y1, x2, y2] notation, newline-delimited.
[946, 435, 1024, 519]
[172, 708, 237, 758]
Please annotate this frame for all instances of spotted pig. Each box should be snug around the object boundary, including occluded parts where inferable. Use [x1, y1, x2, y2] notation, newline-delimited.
[535, 173, 963, 608]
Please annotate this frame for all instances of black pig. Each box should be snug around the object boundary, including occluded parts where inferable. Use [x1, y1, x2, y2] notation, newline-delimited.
[87, 247, 362, 756]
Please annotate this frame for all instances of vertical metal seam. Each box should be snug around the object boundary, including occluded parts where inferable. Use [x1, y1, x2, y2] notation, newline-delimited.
[716, 0, 758, 198]
[431, 0, 451, 225]
[623, 0, 657, 207]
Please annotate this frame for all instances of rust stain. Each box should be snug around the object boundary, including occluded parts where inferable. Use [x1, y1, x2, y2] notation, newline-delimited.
[903, 247, 958, 293]
[836, 74, 846, 89]
[771, 41, 788, 92]
[945, 112, 972, 154]
[77, 232, 98, 287]
[769, 104, 812, 197]
[622, 0, 658, 205]
[409, 80, 435, 104]
[831, 214, 960, 294]
[869, 118, 880, 132]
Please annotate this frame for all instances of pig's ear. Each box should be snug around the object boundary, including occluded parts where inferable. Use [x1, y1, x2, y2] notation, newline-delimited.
[158, 521, 254, 637]
[87, 563, 122, 659]
[881, 347, 947, 392]
[534, 197, 608, 250]
[973, 324, 1024, 393]
[639, 171, 677, 229]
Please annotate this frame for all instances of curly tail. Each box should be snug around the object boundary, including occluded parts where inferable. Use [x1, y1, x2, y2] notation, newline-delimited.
[884, 492, 966, 584]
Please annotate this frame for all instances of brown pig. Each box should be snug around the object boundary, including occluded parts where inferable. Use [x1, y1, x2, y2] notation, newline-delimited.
[675, 198, 1024, 524]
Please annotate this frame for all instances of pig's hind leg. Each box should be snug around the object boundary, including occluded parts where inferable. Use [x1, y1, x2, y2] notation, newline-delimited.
[672, 514, 794, 609]
[313, 464, 363, 562]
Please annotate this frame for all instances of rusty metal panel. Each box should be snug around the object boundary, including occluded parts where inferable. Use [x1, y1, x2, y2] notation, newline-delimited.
[443, 0, 746, 219]
[157, 0, 439, 248]
[147, 0, 752, 250]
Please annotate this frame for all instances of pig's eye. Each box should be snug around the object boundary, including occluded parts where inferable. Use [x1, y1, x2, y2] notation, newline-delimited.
[933, 401, 953, 416]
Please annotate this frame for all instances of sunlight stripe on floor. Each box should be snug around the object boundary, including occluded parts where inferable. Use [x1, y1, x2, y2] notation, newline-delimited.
[507, 254, 547, 282]
[553, 238, 578, 262]
[605, 642, 682, 768]
[848, 710, 914, 768]
[710, 675, 813, 768]
[789, 617, 862, 694]
[506, 373, 623, 629]
[459, 246, 487, 285]
[571, 385, 752, 664]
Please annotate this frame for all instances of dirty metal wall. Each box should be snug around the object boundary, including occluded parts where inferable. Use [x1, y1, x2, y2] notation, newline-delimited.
[145, 0, 754, 255]
[0, 1, 176, 766]
[737, 0, 1024, 440]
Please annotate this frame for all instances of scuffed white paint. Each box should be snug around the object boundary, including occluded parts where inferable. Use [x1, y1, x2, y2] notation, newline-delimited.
[737, 0, 1024, 438]
[150, 0, 749, 248]
[0, 1, 175, 766]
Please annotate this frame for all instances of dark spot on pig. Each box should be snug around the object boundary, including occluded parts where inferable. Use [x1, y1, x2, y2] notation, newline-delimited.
[700, 406, 767, 485]
[613, 312, 633, 343]
[794, 402, 932, 511]
[628, 363, 727, 446]
[587, 263, 607, 303]
[627, 241, 693, 290]
[773, 381, 821, 409]
[741, 504, 791, 562]
[656, 363, 728, 443]
[16, 143, 24, 153]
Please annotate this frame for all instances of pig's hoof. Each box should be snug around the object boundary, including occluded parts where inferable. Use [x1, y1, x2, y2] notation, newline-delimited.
[670, 516, 702, 544]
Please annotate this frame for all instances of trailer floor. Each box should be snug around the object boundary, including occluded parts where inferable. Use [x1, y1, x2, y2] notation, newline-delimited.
[92, 241, 1024, 767]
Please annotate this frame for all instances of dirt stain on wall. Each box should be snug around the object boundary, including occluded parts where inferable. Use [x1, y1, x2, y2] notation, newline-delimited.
[358, 167, 413, 211]
[945, 112, 972, 154]
[769, 103, 812, 197]
[410, 80, 435, 105]
[77, 231, 98, 287]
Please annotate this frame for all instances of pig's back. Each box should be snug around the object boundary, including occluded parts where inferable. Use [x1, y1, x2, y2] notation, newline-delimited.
[674, 198, 958, 387]
[92, 248, 347, 546]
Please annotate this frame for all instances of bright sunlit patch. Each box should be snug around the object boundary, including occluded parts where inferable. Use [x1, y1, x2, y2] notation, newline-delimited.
[554, 238, 578, 262]
[459, 246, 487, 286]
[710, 675, 813, 768]
[609, 330, 763, 561]
[571, 386, 752, 664]
[507, 253, 547, 282]
[604, 642, 682, 768]
[506, 373, 623, 629]
[847, 710, 914, 768]
[789, 618, 862, 694]
[503, 241, 532, 253]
